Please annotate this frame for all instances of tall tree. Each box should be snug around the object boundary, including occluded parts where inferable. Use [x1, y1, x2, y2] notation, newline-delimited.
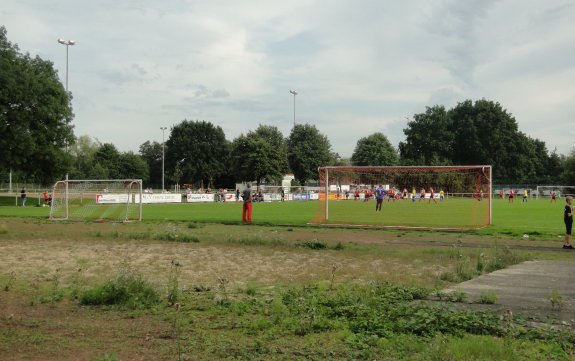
[351, 132, 398, 166]
[165, 120, 230, 188]
[398, 105, 453, 165]
[400, 99, 557, 183]
[231, 125, 288, 186]
[92, 143, 122, 179]
[139, 140, 163, 187]
[0, 26, 74, 184]
[561, 149, 575, 184]
[118, 151, 149, 182]
[68, 135, 101, 179]
[288, 124, 332, 185]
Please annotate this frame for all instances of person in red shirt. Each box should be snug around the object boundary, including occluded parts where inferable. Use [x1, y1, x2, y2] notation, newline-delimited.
[419, 187, 426, 202]
[402, 188, 408, 200]
[499, 189, 504, 199]
[428, 187, 437, 204]
[551, 190, 557, 203]
[354, 188, 360, 201]
[508, 189, 515, 203]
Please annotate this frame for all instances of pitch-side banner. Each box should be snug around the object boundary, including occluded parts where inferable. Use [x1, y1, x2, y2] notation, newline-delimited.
[96, 194, 130, 204]
[135, 193, 182, 204]
[186, 194, 215, 203]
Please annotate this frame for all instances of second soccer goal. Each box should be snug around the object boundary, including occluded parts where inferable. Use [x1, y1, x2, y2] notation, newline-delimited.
[313, 166, 492, 230]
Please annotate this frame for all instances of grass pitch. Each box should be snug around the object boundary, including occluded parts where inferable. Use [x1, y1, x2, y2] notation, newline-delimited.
[0, 196, 566, 239]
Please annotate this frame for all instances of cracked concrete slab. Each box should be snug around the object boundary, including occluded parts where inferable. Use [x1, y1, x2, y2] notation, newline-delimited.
[444, 260, 575, 326]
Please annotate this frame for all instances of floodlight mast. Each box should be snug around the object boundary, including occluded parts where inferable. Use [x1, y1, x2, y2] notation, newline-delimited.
[57, 38, 76, 91]
[160, 127, 167, 192]
[289, 90, 297, 126]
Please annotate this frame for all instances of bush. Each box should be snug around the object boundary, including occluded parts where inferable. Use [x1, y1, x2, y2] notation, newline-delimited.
[80, 270, 160, 309]
[297, 240, 328, 250]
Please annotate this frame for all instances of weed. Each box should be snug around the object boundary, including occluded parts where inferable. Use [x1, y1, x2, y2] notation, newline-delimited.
[245, 281, 258, 296]
[330, 263, 340, 290]
[40, 269, 64, 304]
[453, 291, 467, 303]
[0, 223, 8, 234]
[3, 271, 16, 292]
[167, 260, 182, 305]
[187, 222, 203, 229]
[550, 289, 564, 311]
[479, 291, 498, 304]
[90, 354, 122, 361]
[173, 303, 183, 361]
[216, 276, 230, 306]
[333, 242, 345, 251]
[80, 262, 160, 309]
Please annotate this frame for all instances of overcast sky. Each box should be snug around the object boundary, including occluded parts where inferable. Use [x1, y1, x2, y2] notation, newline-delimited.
[2, 0, 574, 157]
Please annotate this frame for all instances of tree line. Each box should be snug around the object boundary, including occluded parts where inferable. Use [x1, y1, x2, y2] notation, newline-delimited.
[1, 25, 574, 188]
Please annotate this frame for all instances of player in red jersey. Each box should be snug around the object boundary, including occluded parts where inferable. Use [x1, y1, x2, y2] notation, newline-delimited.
[387, 187, 395, 202]
[402, 188, 408, 200]
[551, 190, 557, 203]
[499, 189, 504, 199]
[419, 187, 426, 202]
[428, 187, 438, 204]
[508, 189, 515, 203]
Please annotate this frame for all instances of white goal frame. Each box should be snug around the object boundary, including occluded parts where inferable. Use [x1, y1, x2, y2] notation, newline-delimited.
[318, 165, 492, 229]
[49, 179, 143, 222]
[535, 185, 575, 199]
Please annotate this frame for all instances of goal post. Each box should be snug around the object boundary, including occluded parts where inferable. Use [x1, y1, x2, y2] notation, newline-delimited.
[49, 179, 143, 222]
[314, 166, 492, 230]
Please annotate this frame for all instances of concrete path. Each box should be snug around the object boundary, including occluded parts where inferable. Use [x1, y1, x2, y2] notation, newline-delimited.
[444, 260, 575, 326]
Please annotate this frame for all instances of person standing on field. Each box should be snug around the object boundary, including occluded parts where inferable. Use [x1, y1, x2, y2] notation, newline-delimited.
[563, 196, 573, 249]
[20, 188, 27, 207]
[242, 184, 252, 222]
[375, 185, 385, 212]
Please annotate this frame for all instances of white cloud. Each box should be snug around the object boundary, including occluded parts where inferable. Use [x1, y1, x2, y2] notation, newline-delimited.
[2, 0, 574, 156]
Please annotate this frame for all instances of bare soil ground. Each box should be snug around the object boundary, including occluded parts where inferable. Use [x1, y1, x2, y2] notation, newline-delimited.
[0, 218, 572, 360]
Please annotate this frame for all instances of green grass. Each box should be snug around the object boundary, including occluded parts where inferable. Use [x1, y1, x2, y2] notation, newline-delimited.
[0, 197, 567, 239]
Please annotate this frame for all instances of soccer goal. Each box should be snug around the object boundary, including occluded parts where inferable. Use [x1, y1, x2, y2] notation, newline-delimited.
[314, 166, 492, 230]
[535, 185, 575, 199]
[49, 179, 143, 222]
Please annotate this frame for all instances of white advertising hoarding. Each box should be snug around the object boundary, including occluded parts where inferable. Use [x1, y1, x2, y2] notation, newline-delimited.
[96, 194, 130, 204]
[186, 194, 215, 203]
[135, 193, 182, 204]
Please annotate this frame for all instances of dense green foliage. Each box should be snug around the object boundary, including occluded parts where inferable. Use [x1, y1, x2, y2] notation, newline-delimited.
[351, 132, 398, 166]
[165, 120, 230, 188]
[0, 26, 74, 184]
[139, 140, 164, 188]
[288, 124, 332, 185]
[399, 100, 562, 183]
[231, 125, 289, 186]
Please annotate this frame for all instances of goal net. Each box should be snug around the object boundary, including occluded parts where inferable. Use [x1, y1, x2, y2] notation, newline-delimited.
[314, 166, 491, 230]
[49, 179, 143, 222]
[535, 185, 575, 199]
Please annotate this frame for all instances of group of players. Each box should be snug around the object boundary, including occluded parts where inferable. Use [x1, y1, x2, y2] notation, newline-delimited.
[499, 189, 559, 203]
[341, 186, 445, 211]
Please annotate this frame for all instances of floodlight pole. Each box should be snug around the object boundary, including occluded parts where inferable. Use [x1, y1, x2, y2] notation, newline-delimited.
[289, 90, 297, 126]
[57, 39, 75, 91]
[161, 127, 167, 192]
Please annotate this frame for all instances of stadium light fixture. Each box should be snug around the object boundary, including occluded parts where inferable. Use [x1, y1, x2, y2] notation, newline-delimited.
[289, 90, 297, 126]
[161, 127, 167, 192]
[57, 38, 76, 91]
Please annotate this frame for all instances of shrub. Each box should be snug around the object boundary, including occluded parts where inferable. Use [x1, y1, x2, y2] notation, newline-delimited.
[80, 269, 160, 309]
[297, 240, 328, 250]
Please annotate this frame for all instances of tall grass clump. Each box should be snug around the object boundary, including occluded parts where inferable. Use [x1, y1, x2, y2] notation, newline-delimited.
[80, 261, 160, 309]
